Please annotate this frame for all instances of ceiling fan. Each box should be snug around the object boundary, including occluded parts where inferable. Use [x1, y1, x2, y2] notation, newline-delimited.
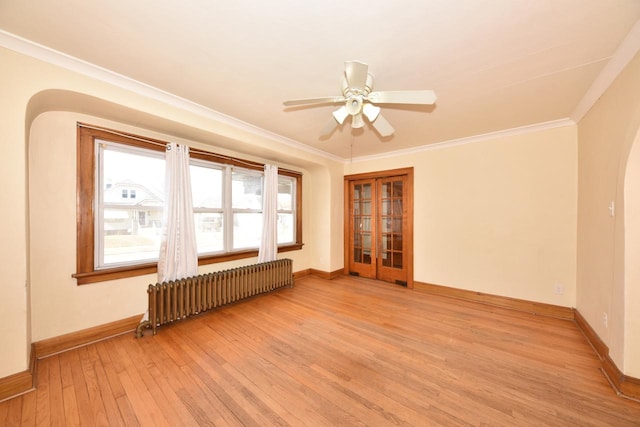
[283, 60, 437, 138]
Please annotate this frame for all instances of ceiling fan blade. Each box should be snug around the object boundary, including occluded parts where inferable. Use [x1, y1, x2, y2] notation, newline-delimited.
[352, 113, 365, 129]
[332, 106, 349, 124]
[320, 117, 339, 136]
[371, 113, 395, 137]
[283, 96, 345, 106]
[362, 103, 381, 122]
[367, 90, 437, 105]
[345, 61, 368, 91]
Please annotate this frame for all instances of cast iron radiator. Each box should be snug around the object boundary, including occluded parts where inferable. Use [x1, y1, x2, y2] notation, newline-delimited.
[135, 258, 293, 337]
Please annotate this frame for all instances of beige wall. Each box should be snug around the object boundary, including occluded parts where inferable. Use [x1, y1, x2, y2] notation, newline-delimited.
[578, 50, 640, 377]
[346, 125, 578, 307]
[0, 49, 31, 378]
[625, 138, 640, 376]
[0, 46, 343, 377]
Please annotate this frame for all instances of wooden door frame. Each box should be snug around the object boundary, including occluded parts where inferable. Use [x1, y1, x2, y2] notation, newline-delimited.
[344, 167, 414, 288]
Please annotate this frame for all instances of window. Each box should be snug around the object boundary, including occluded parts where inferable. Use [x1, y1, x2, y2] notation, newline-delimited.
[74, 124, 302, 284]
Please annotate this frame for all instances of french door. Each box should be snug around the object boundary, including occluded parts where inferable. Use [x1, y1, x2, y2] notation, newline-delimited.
[344, 168, 413, 287]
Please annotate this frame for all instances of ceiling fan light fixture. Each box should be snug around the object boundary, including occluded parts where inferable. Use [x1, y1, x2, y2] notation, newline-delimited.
[362, 103, 381, 122]
[352, 113, 365, 129]
[332, 106, 349, 124]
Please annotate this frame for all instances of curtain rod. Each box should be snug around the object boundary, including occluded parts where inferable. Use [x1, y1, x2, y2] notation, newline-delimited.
[78, 123, 301, 175]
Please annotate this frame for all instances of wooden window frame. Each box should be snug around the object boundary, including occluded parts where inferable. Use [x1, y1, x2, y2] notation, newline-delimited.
[73, 123, 303, 285]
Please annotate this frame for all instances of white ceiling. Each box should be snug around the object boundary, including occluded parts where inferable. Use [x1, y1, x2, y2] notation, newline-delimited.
[1, 1, 640, 160]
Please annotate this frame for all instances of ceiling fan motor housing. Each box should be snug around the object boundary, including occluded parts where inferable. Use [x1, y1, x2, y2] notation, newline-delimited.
[342, 73, 374, 116]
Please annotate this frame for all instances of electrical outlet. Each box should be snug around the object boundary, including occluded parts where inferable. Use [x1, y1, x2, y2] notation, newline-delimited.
[603, 312, 608, 328]
[554, 284, 564, 295]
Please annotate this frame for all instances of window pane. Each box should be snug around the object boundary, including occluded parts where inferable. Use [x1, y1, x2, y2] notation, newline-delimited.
[101, 145, 165, 266]
[278, 177, 294, 211]
[277, 213, 294, 244]
[194, 212, 224, 253]
[103, 207, 164, 265]
[191, 164, 222, 208]
[232, 171, 262, 209]
[233, 213, 262, 249]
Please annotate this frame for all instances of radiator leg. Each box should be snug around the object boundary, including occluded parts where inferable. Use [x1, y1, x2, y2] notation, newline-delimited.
[135, 320, 151, 338]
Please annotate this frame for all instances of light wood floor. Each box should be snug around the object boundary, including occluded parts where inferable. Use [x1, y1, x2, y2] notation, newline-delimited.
[2, 275, 640, 426]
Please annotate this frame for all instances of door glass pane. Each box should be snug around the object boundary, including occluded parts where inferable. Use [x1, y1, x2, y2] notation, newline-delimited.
[363, 250, 372, 264]
[393, 234, 403, 251]
[393, 181, 403, 197]
[362, 183, 371, 199]
[393, 253, 403, 268]
[382, 182, 390, 198]
[362, 201, 371, 215]
[382, 234, 390, 250]
[382, 200, 391, 215]
[363, 233, 371, 250]
[354, 231, 361, 246]
[382, 251, 391, 267]
[393, 218, 402, 233]
[354, 248, 362, 263]
[393, 199, 403, 215]
[354, 184, 361, 200]
[361, 217, 371, 232]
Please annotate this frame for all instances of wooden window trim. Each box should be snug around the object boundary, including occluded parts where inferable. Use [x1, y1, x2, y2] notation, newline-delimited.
[73, 123, 303, 285]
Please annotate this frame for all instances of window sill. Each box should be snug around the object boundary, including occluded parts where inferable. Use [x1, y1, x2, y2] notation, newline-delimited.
[73, 243, 303, 285]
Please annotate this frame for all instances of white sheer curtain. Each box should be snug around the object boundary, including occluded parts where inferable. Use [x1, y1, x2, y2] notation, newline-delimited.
[157, 143, 198, 283]
[258, 164, 278, 263]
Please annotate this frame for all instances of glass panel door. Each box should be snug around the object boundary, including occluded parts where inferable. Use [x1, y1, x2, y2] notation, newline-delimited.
[345, 171, 412, 287]
[377, 176, 407, 284]
[348, 179, 377, 278]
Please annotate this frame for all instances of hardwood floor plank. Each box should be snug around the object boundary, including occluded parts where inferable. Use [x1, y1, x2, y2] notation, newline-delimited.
[17, 388, 36, 427]
[33, 352, 50, 426]
[57, 351, 81, 427]
[2, 392, 23, 427]
[65, 348, 95, 427]
[77, 346, 112, 426]
[2, 275, 640, 426]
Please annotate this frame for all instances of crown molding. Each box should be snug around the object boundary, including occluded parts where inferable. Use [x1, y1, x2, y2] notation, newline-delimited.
[0, 29, 343, 163]
[351, 118, 576, 163]
[571, 19, 640, 122]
